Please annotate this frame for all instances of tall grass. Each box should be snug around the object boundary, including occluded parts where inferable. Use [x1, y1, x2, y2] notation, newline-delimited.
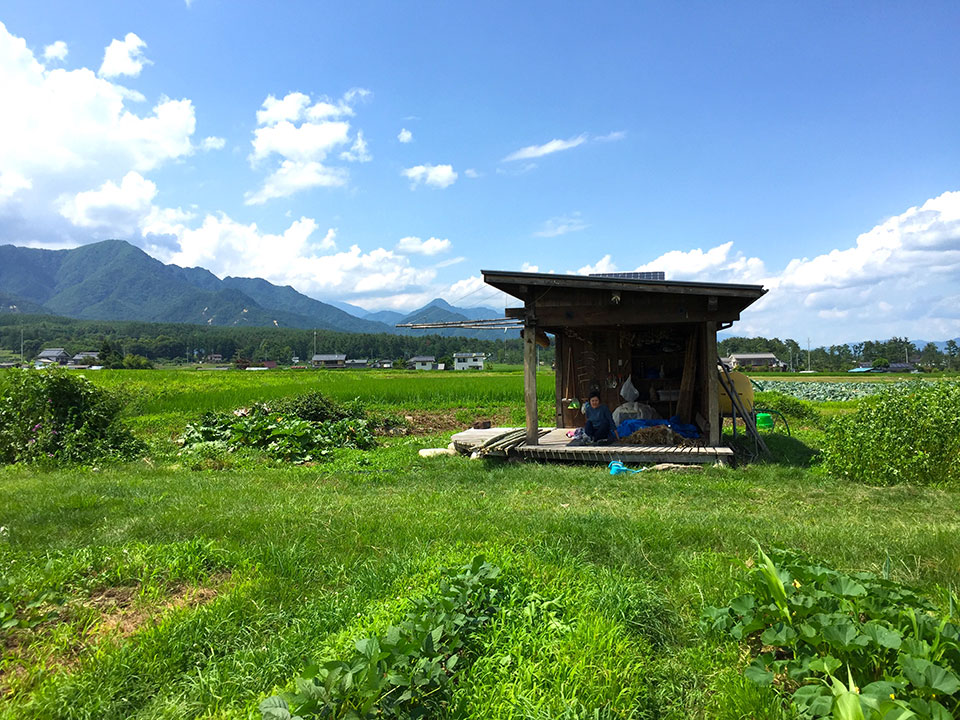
[89, 368, 556, 415]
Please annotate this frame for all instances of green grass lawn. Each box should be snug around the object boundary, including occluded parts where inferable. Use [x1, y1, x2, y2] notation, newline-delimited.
[1, 370, 958, 719]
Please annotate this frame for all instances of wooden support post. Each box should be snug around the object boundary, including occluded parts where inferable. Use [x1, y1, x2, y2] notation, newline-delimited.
[705, 321, 720, 446]
[554, 333, 564, 428]
[524, 304, 539, 445]
[676, 328, 697, 423]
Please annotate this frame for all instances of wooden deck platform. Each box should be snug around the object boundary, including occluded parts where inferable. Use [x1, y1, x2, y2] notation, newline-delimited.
[451, 427, 733, 466]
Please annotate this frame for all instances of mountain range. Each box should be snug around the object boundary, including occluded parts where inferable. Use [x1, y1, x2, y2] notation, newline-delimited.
[0, 239, 511, 339]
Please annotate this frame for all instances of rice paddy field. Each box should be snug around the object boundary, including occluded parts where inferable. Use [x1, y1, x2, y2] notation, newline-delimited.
[1, 368, 958, 719]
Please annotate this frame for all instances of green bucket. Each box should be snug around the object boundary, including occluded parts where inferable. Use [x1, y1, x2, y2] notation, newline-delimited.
[756, 413, 774, 430]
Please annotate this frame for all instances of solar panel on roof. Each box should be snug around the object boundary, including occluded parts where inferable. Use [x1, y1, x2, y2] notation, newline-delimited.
[588, 271, 666, 280]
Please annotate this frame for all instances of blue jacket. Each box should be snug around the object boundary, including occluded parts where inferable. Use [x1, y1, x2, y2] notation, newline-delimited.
[584, 403, 616, 440]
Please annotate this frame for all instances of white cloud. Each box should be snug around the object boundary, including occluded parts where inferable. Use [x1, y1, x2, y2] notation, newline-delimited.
[339, 131, 371, 162]
[0, 22, 196, 240]
[503, 134, 587, 162]
[43, 41, 67, 62]
[256, 92, 311, 125]
[318, 227, 337, 250]
[574, 255, 617, 276]
[245, 160, 348, 205]
[98, 32, 150, 78]
[402, 164, 457, 189]
[568, 191, 960, 344]
[155, 213, 437, 301]
[534, 212, 588, 238]
[595, 130, 626, 142]
[247, 89, 370, 202]
[398, 128, 412, 143]
[200, 136, 225, 151]
[0, 170, 32, 203]
[464, 168, 479, 178]
[250, 119, 350, 164]
[396, 236, 451, 255]
[59, 171, 157, 235]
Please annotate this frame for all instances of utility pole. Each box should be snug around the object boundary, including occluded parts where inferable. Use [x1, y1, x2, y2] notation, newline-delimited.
[20, 327, 24, 366]
[807, 338, 811, 372]
[313, 330, 317, 358]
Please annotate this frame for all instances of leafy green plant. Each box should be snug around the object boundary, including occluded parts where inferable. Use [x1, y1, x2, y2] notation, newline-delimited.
[703, 547, 960, 719]
[0, 563, 62, 635]
[259, 556, 501, 719]
[180, 391, 380, 463]
[821, 381, 960, 485]
[753, 391, 822, 425]
[0, 367, 143, 465]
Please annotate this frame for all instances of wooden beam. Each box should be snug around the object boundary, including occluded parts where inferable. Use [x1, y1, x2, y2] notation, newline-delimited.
[524, 304, 539, 446]
[554, 333, 564, 428]
[705, 321, 720, 446]
[676, 328, 697, 423]
[531, 306, 738, 327]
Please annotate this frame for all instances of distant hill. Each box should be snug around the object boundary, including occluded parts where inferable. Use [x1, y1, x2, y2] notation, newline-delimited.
[218, 277, 393, 334]
[0, 239, 507, 338]
[327, 300, 370, 318]
[0, 291, 49, 315]
[0, 240, 394, 333]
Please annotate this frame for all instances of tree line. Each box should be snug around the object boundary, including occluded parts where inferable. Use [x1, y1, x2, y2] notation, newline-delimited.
[718, 335, 960, 371]
[0, 314, 549, 367]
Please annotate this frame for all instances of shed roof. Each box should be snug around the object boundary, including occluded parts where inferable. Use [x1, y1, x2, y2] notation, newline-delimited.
[312, 354, 346, 361]
[483, 269, 765, 299]
[409, 355, 435, 362]
[483, 270, 766, 328]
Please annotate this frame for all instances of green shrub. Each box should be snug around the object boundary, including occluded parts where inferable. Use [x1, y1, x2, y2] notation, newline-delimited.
[820, 381, 960, 485]
[269, 391, 356, 423]
[180, 391, 378, 464]
[704, 547, 960, 720]
[0, 368, 143, 465]
[754, 391, 822, 425]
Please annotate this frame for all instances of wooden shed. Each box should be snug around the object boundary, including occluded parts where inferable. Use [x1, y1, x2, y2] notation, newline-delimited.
[483, 270, 767, 453]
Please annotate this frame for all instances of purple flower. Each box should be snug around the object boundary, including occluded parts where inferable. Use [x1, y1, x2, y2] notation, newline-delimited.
[32, 423, 42, 431]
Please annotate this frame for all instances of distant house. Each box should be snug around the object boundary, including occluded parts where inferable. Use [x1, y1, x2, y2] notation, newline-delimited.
[36, 348, 70, 365]
[370, 359, 394, 369]
[726, 353, 785, 370]
[885, 362, 917, 373]
[312, 353, 346, 369]
[408, 355, 436, 370]
[206, 353, 223, 363]
[71, 351, 99, 364]
[345, 358, 369, 369]
[453, 352, 487, 371]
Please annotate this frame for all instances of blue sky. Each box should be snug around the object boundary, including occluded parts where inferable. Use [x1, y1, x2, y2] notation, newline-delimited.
[1, 1, 959, 343]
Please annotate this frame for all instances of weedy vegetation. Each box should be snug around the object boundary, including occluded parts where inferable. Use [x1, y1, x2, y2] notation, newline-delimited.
[0, 367, 958, 719]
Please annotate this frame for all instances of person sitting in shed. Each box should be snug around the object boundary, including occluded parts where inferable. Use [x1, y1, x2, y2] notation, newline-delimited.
[583, 390, 618, 443]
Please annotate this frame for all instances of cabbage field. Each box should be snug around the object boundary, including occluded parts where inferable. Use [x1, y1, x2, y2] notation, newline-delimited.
[753, 379, 891, 402]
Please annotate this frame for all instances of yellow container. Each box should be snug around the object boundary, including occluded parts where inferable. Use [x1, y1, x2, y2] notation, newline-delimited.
[718, 371, 755, 415]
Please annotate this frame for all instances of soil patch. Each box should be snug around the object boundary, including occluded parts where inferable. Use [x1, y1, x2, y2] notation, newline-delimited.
[404, 407, 515, 435]
[92, 572, 229, 639]
[0, 573, 230, 695]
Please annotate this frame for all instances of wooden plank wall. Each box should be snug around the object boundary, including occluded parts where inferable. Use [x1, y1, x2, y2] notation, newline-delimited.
[550, 322, 717, 441]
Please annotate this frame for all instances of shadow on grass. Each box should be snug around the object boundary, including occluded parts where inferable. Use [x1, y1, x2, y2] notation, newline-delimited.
[726, 432, 819, 468]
